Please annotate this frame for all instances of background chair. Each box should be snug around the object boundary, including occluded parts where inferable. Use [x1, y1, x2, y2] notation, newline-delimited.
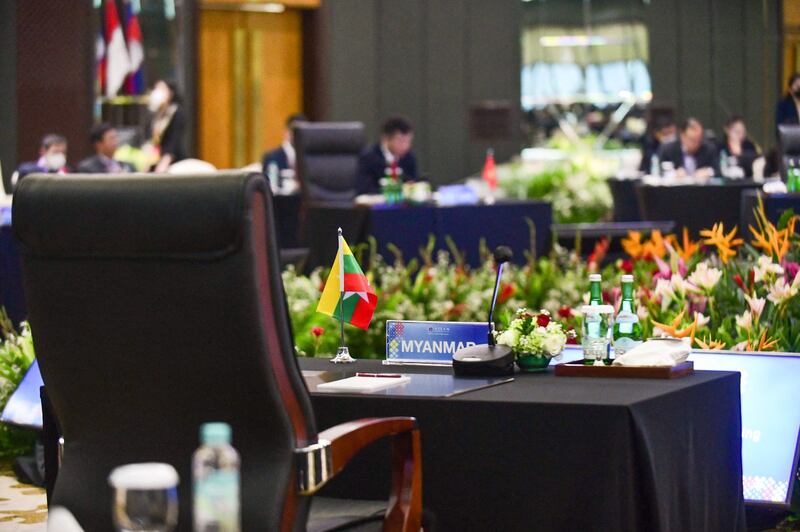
[14, 172, 422, 531]
[294, 122, 365, 204]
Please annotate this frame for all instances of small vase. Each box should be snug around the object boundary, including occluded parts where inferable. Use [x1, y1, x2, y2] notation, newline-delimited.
[515, 353, 551, 373]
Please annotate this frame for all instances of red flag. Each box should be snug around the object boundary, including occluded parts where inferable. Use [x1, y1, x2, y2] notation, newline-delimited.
[104, 0, 131, 98]
[123, 0, 145, 94]
[482, 148, 497, 190]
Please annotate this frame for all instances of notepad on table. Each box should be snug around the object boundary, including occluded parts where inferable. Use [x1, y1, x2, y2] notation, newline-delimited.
[316, 374, 411, 393]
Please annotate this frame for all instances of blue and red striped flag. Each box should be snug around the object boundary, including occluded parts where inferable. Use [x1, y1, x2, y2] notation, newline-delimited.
[123, 0, 145, 95]
[103, 0, 131, 98]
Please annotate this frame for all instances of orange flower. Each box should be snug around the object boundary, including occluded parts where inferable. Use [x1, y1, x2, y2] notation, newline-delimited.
[651, 309, 698, 340]
[695, 335, 725, 350]
[699, 223, 743, 264]
[749, 330, 779, 352]
[748, 195, 799, 263]
[622, 230, 668, 260]
[667, 227, 700, 262]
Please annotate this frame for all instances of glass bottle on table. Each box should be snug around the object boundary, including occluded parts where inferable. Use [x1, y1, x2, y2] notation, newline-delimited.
[582, 274, 606, 365]
[612, 274, 643, 361]
[193, 422, 241, 532]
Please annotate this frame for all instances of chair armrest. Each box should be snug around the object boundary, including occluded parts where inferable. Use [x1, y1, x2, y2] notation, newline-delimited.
[300, 417, 422, 532]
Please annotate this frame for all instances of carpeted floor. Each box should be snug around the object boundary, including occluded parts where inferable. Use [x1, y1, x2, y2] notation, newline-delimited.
[0, 461, 47, 531]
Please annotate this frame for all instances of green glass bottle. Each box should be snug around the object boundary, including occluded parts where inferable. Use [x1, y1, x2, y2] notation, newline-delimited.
[612, 274, 643, 361]
[582, 274, 604, 365]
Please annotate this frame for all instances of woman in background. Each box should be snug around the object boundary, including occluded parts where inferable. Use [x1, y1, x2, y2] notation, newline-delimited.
[146, 79, 186, 172]
[718, 116, 759, 177]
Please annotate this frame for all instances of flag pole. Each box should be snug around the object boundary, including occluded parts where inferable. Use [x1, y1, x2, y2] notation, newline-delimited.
[331, 227, 355, 363]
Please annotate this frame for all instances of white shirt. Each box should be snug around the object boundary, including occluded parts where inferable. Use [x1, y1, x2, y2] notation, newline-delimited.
[282, 140, 296, 170]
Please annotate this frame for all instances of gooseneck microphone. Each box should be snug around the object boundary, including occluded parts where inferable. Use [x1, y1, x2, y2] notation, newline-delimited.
[452, 245, 516, 376]
[487, 246, 513, 345]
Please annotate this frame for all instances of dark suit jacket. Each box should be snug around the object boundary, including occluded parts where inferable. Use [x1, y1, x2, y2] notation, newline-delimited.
[146, 106, 186, 162]
[718, 138, 759, 177]
[657, 140, 720, 176]
[76, 155, 134, 174]
[356, 143, 418, 195]
[638, 135, 661, 172]
[261, 147, 289, 175]
[16, 162, 60, 181]
[775, 96, 799, 130]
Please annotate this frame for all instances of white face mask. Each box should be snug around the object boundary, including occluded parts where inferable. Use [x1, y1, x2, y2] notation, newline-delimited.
[44, 152, 66, 171]
[147, 88, 168, 112]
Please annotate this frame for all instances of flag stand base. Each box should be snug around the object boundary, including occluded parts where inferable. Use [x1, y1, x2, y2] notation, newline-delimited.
[330, 347, 356, 364]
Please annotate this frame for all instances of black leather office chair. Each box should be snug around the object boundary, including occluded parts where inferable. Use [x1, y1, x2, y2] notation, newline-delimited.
[778, 124, 800, 181]
[294, 122, 365, 203]
[13, 173, 422, 531]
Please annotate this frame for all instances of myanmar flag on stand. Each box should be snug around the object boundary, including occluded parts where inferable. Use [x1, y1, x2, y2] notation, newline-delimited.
[316, 232, 377, 330]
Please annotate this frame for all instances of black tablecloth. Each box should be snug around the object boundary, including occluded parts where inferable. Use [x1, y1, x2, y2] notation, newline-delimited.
[272, 194, 302, 249]
[636, 180, 762, 235]
[740, 191, 800, 232]
[300, 358, 745, 532]
[302, 200, 552, 270]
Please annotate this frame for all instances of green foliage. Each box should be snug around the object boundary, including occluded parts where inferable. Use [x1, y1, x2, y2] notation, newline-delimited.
[0, 310, 37, 458]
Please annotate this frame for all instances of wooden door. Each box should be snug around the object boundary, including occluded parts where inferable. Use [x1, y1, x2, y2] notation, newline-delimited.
[199, 5, 304, 169]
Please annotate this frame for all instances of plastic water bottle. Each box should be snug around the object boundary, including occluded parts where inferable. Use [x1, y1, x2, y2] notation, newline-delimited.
[649, 153, 660, 177]
[267, 162, 280, 192]
[720, 151, 729, 178]
[193, 422, 241, 532]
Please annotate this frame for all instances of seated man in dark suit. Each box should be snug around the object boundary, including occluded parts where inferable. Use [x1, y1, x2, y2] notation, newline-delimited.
[262, 113, 307, 179]
[775, 73, 800, 130]
[77, 123, 134, 174]
[357, 116, 418, 195]
[657, 117, 719, 180]
[638, 116, 676, 173]
[16, 134, 69, 182]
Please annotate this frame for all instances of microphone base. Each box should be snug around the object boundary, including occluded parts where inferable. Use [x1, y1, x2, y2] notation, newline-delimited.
[452, 344, 515, 377]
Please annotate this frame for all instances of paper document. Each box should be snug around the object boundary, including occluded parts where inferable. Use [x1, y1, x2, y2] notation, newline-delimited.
[316, 375, 411, 393]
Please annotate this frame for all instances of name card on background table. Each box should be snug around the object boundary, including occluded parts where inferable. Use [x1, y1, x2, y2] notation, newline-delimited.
[385, 320, 489, 364]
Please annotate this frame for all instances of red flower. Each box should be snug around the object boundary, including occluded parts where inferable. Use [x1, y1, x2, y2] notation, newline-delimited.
[557, 306, 573, 319]
[748, 269, 755, 288]
[566, 326, 579, 344]
[311, 326, 325, 338]
[497, 283, 516, 305]
[536, 314, 550, 327]
[620, 260, 634, 274]
[733, 274, 746, 292]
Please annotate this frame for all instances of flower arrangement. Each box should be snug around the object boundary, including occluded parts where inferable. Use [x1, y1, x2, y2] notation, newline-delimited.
[285, 201, 799, 358]
[0, 310, 37, 458]
[494, 308, 570, 359]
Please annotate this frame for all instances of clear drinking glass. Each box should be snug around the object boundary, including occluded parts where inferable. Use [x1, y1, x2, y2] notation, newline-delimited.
[109, 463, 179, 532]
[581, 305, 615, 366]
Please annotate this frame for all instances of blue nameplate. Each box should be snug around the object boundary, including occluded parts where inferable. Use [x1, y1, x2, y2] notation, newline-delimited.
[386, 320, 489, 363]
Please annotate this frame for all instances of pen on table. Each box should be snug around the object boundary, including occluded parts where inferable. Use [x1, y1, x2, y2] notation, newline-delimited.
[356, 372, 403, 378]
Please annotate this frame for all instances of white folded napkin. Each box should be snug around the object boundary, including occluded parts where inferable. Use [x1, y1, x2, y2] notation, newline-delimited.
[612, 338, 690, 367]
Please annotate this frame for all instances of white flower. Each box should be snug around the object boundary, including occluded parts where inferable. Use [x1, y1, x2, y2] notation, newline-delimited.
[688, 262, 722, 292]
[653, 278, 674, 312]
[731, 341, 749, 352]
[753, 256, 784, 283]
[744, 295, 766, 318]
[767, 277, 798, 305]
[495, 329, 521, 348]
[735, 311, 752, 330]
[694, 312, 710, 327]
[542, 333, 566, 357]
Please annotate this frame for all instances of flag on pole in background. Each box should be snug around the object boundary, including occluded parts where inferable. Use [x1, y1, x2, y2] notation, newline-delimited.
[123, 0, 145, 94]
[482, 148, 497, 190]
[103, 0, 131, 98]
[316, 233, 377, 330]
[95, 31, 106, 96]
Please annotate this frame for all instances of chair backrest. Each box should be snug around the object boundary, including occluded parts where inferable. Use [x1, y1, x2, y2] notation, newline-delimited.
[778, 124, 800, 180]
[13, 172, 316, 531]
[294, 122, 365, 203]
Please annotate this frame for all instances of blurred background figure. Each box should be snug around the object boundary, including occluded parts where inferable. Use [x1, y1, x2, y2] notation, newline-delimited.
[639, 114, 676, 173]
[145, 79, 186, 173]
[357, 116, 418, 195]
[775, 72, 800, 128]
[657, 117, 719, 180]
[718, 116, 760, 178]
[77, 123, 134, 174]
[16, 134, 69, 181]
[262, 113, 307, 177]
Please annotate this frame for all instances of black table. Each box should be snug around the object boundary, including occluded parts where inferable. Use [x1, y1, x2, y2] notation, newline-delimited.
[301, 358, 745, 532]
[0, 222, 25, 327]
[302, 200, 552, 270]
[272, 193, 302, 249]
[636, 179, 762, 235]
[740, 191, 800, 232]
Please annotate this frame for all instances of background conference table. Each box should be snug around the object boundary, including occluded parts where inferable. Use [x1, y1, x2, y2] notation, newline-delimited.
[301, 200, 552, 270]
[301, 358, 745, 532]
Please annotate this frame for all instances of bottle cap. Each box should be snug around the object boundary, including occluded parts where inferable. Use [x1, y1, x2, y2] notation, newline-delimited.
[589, 274, 602, 282]
[621, 274, 634, 283]
[108, 462, 179, 490]
[200, 422, 232, 446]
